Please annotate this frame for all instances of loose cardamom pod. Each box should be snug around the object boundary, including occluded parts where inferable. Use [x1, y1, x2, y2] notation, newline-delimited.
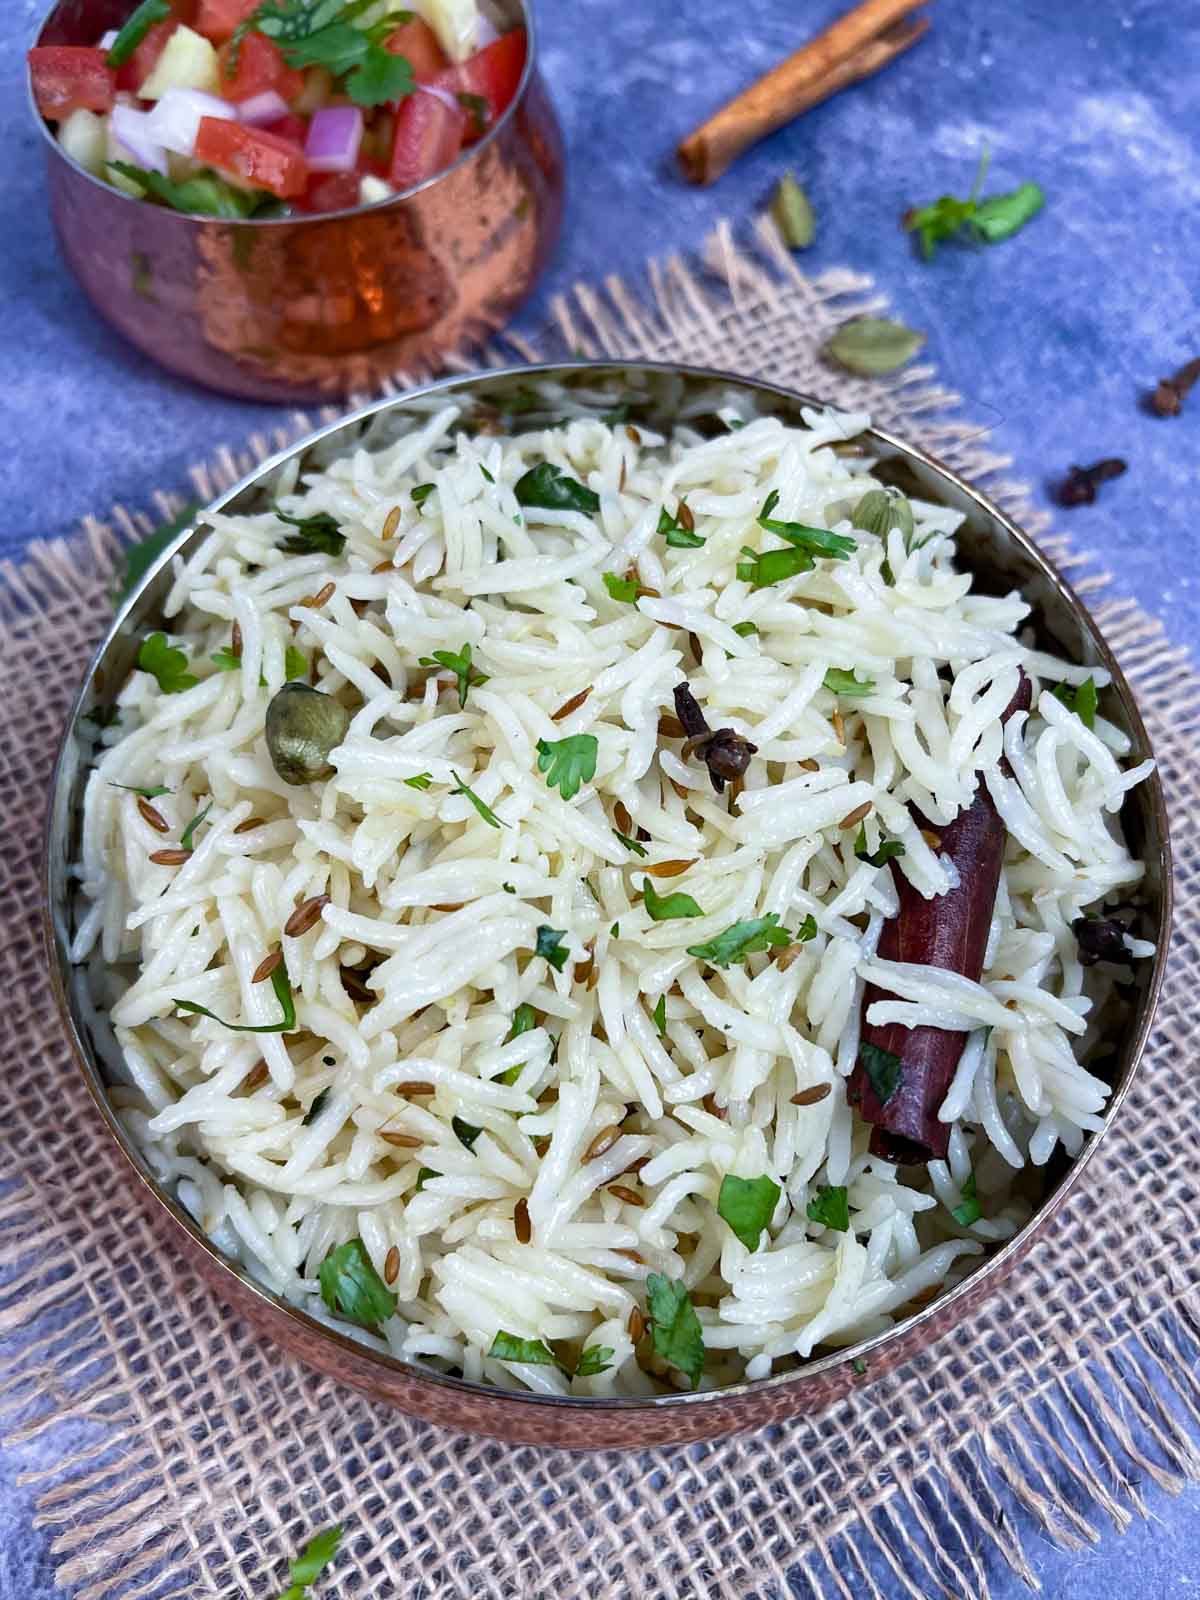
[851, 488, 915, 541]
[265, 682, 350, 785]
[771, 173, 815, 250]
[823, 318, 926, 377]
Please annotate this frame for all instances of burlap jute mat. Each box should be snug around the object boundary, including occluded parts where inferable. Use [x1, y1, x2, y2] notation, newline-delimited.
[2, 222, 1198, 1600]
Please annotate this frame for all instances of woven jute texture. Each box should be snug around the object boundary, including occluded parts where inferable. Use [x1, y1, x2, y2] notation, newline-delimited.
[2, 223, 1198, 1600]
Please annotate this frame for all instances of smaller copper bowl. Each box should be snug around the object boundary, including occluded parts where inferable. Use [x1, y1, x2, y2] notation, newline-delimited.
[30, 0, 565, 402]
[44, 363, 1172, 1449]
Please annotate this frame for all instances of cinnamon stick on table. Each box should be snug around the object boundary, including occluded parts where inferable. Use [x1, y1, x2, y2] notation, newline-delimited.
[678, 0, 930, 186]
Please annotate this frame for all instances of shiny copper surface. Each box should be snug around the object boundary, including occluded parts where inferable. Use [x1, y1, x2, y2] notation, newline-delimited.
[32, 0, 565, 402]
[43, 364, 1173, 1448]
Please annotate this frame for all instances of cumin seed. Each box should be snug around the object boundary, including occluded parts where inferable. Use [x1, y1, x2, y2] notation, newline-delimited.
[251, 949, 283, 984]
[393, 1081, 436, 1097]
[430, 903, 465, 913]
[619, 457, 627, 491]
[372, 559, 393, 575]
[137, 798, 170, 833]
[920, 828, 942, 849]
[643, 859, 696, 878]
[626, 424, 642, 446]
[627, 1305, 646, 1341]
[607, 1184, 644, 1206]
[678, 501, 695, 532]
[284, 894, 330, 938]
[839, 801, 872, 829]
[831, 708, 845, 745]
[230, 620, 243, 659]
[514, 1197, 531, 1244]
[584, 1125, 621, 1162]
[791, 1083, 832, 1106]
[379, 1131, 422, 1149]
[797, 758, 820, 772]
[149, 848, 191, 865]
[235, 816, 266, 834]
[381, 505, 401, 541]
[613, 800, 633, 836]
[702, 1093, 726, 1120]
[384, 1245, 400, 1285]
[303, 581, 336, 609]
[242, 1061, 270, 1093]
[615, 1248, 643, 1264]
[552, 686, 592, 721]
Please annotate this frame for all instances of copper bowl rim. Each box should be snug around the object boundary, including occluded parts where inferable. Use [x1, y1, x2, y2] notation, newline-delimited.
[27, 0, 541, 224]
[42, 359, 1174, 1423]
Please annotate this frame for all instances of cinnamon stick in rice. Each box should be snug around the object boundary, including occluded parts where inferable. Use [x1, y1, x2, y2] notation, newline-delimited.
[848, 670, 1031, 1164]
[678, 0, 930, 185]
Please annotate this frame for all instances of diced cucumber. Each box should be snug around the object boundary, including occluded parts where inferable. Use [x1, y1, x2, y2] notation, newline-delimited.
[139, 26, 220, 100]
[58, 108, 107, 177]
[417, 0, 479, 62]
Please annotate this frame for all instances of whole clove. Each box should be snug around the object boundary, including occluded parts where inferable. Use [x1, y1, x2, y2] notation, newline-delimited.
[671, 683, 758, 793]
[1149, 356, 1200, 418]
[1072, 916, 1135, 967]
[1057, 458, 1127, 508]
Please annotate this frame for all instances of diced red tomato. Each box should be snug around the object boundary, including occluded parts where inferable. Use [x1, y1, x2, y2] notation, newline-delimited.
[119, 16, 177, 92]
[28, 46, 116, 120]
[389, 93, 468, 189]
[435, 29, 525, 138]
[296, 171, 361, 214]
[264, 113, 309, 146]
[384, 17, 448, 83]
[195, 0, 259, 43]
[217, 31, 303, 103]
[194, 117, 308, 198]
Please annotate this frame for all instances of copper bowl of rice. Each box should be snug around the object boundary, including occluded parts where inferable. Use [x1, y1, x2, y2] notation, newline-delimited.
[43, 363, 1171, 1447]
[29, 0, 564, 403]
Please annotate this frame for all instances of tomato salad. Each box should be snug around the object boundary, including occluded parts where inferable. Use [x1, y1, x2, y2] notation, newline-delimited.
[28, 0, 526, 217]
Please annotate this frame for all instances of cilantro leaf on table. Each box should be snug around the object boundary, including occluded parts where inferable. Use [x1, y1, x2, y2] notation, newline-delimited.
[275, 1523, 344, 1600]
[904, 150, 1044, 258]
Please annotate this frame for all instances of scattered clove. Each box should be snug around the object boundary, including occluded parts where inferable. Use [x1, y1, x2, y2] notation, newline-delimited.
[1149, 356, 1200, 418]
[1072, 916, 1136, 967]
[1057, 459, 1127, 508]
[671, 683, 757, 793]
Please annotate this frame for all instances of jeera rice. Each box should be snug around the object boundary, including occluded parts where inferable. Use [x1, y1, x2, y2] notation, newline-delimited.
[73, 385, 1154, 1395]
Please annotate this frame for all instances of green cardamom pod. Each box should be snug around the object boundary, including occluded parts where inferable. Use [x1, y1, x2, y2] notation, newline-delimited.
[771, 173, 815, 250]
[850, 488, 915, 541]
[265, 682, 351, 786]
[822, 318, 926, 377]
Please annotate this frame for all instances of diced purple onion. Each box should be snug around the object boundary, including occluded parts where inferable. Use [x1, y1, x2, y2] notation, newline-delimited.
[145, 88, 235, 156]
[418, 82, 460, 113]
[237, 89, 290, 127]
[304, 105, 364, 173]
[111, 104, 168, 175]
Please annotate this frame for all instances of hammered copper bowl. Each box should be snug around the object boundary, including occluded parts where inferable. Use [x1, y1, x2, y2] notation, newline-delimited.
[44, 363, 1171, 1448]
[30, 0, 564, 402]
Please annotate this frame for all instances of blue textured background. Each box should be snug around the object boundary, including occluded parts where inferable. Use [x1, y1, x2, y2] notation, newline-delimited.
[3, 0, 1199, 1594]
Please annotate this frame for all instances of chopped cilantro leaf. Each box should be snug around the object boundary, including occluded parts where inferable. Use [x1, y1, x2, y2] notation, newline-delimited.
[717, 1174, 780, 1250]
[318, 1238, 396, 1330]
[645, 1273, 705, 1390]
[138, 632, 198, 695]
[535, 926, 569, 972]
[536, 734, 598, 801]
[641, 878, 704, 921]
[686, 914, 791, 968]
[807, 1184, 850, 1232]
